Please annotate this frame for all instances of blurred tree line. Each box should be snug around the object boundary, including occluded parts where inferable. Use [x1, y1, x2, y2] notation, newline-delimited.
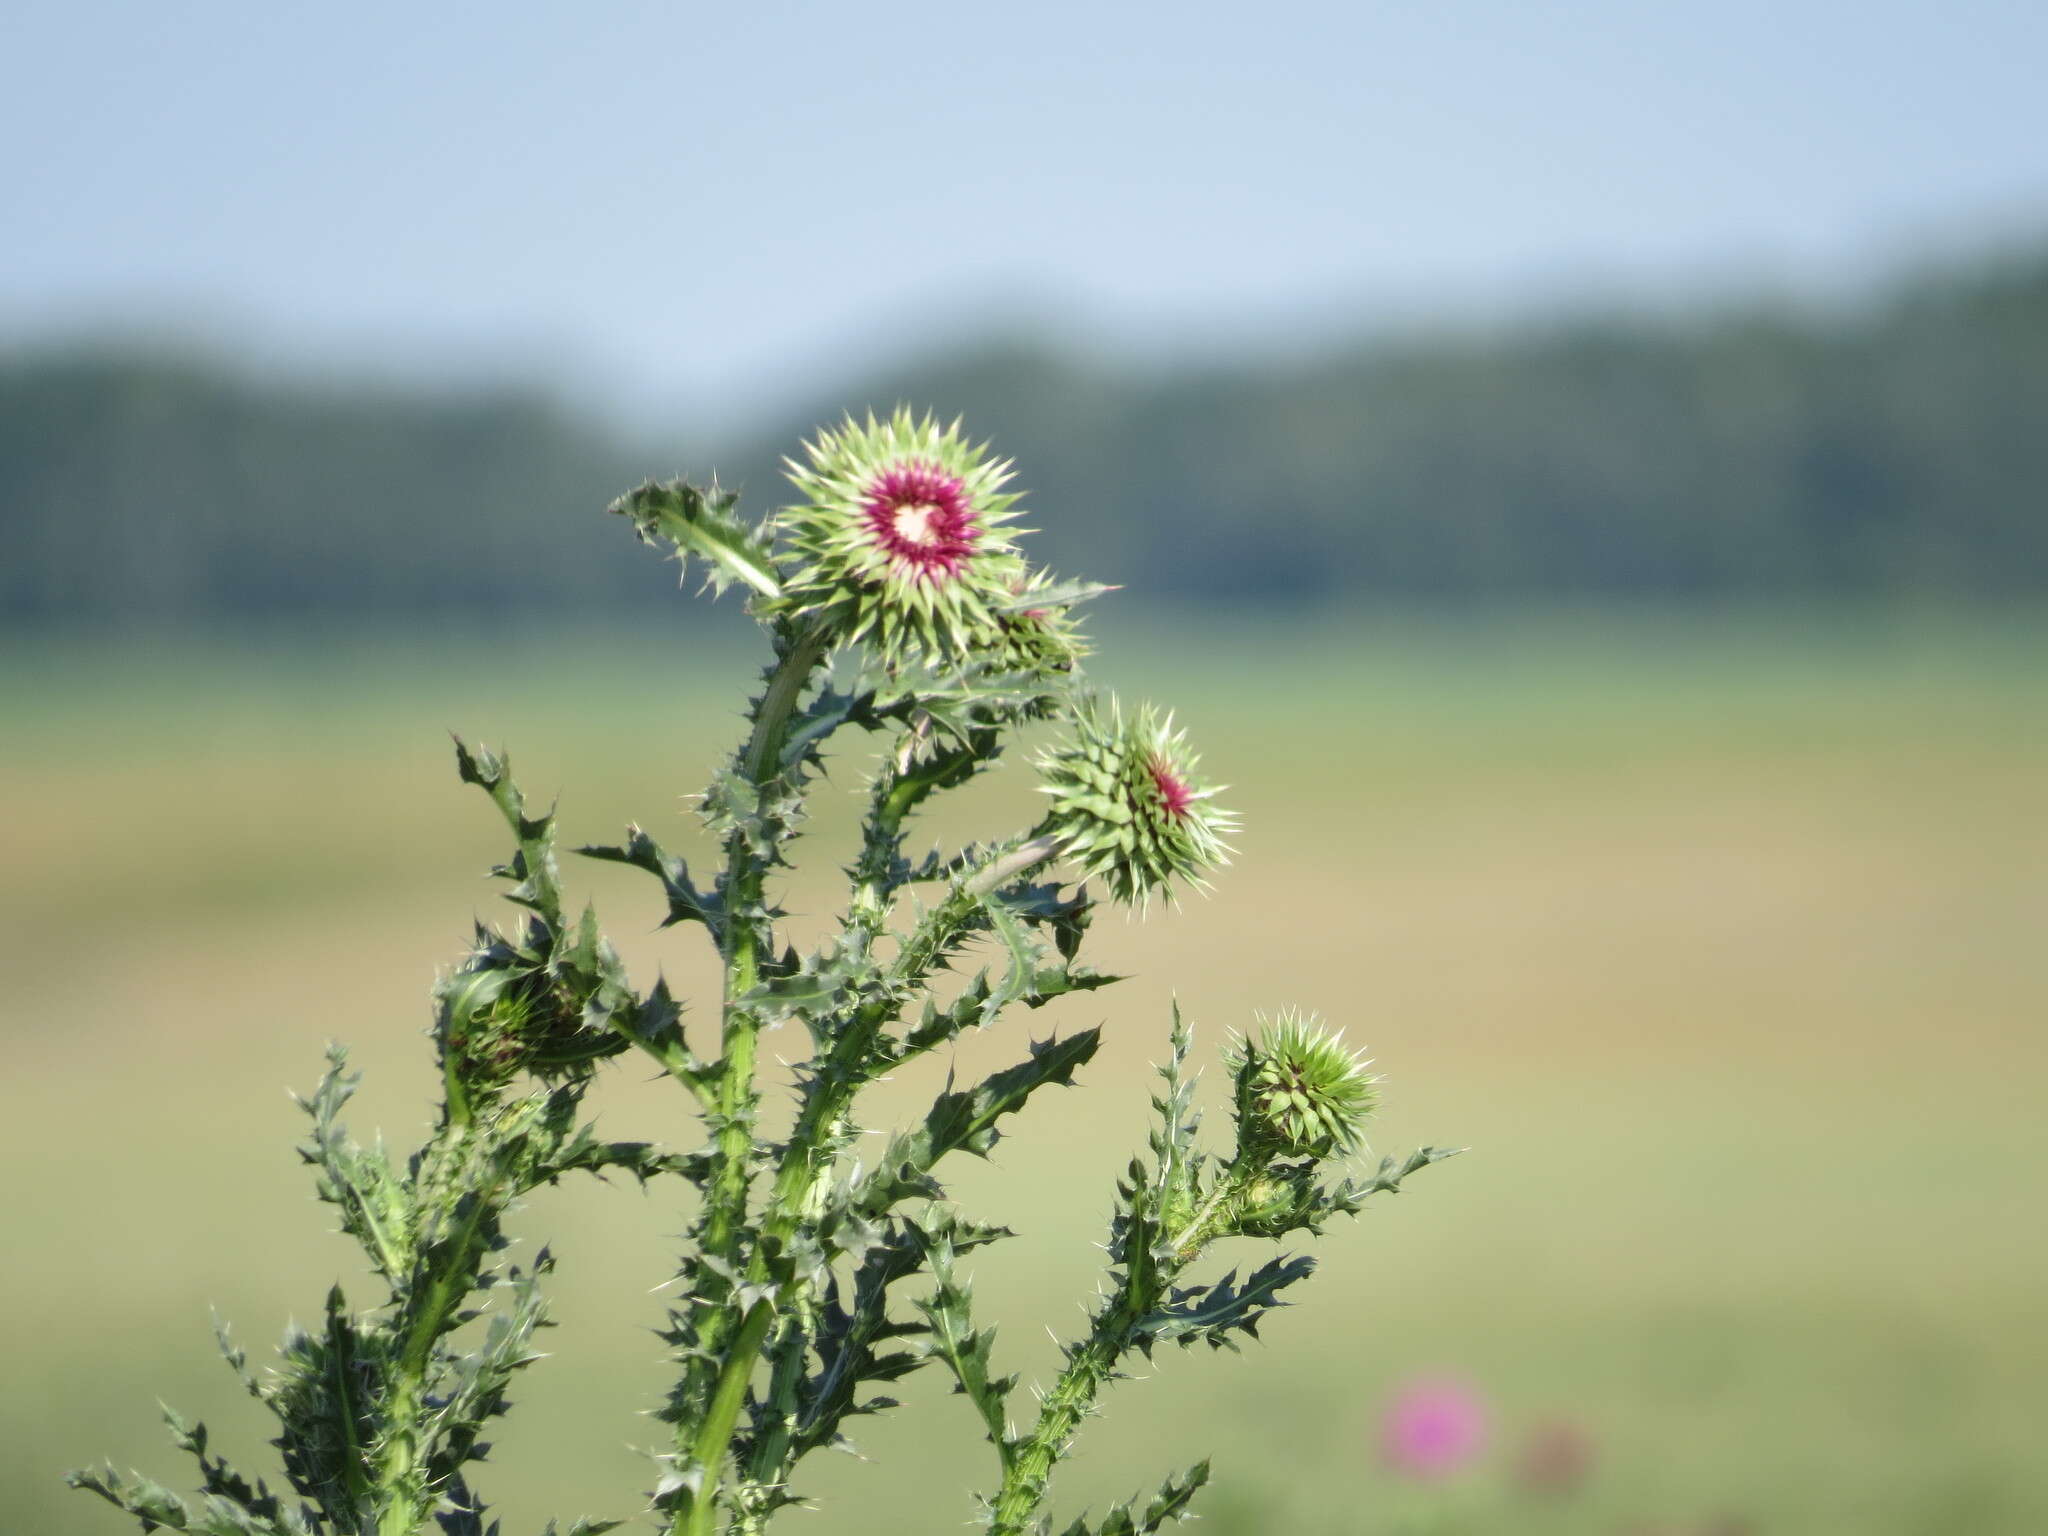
[4, 239, 2044, 628]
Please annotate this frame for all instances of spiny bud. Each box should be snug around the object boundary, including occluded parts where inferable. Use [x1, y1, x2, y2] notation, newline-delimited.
[774, 408, 1028, 666]
[1034, 696, 1236, 908]
[436, 959, 605, 1086]
[983, 561, 1093, 682]
[1224, 1010, 1381, 1162]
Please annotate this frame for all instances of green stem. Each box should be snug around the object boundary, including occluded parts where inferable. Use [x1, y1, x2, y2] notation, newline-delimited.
[699, 625, 833, 1270]
[987, 1302, 1138, 1535]
[1171, 1167, 1251, 1263]
[742, 631, 831, 783]
[990, 1148, 1208, 1535]
[712, 828, 1068, 1513]
[964, 831, 1063, 896]
[372, 1135, 504, 1536]
[673, 625, 832, 1534]
[735, 1309, 813, 1522]
[674, 1298, 778, 1536]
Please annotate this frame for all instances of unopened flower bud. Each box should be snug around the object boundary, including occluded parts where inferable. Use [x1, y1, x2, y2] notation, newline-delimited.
[1224, 1010, 1380, 1162]
[1034, 697, 1236, 907]
[436, 960, 604, 1086]
[982, 561, 1093, 682]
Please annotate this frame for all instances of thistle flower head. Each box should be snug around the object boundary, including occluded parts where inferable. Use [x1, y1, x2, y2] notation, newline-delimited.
[982, 561, 1094, 680]
[435, 953, 610, 1085]
[1224, 1009, 1381, 1162]
[1035, 696, 1235, 907]
[776, 408, 1027, 664]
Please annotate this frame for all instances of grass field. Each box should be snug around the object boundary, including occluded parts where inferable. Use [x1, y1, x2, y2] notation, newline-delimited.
[5, 610, 2045, 1535]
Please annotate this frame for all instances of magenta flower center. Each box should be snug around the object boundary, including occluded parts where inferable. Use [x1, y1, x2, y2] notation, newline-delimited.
[861, 460, 980, 580]
[1148, 757, 1195, 820]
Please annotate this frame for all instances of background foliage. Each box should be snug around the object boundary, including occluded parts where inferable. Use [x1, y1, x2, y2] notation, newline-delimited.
[5, 239, 2046, 628]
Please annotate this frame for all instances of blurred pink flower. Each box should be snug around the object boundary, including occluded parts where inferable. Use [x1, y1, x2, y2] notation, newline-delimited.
[1379, 1377, 1489, 1479]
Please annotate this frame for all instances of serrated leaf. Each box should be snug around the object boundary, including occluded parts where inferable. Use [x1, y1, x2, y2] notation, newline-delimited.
[735, 943, 869, 1026]
[854, 1031, 1100, 1218]
[578, 824, 721, 932]
[1135, 1253, 1318, 1352]
[913, 1228, 1013, 1454]
[779, 684, 886, 775]
[610, 478, 782, 599]
[1329, 1144, 1464, 1214]
[977, 893, 1047, 1024]
[66, 1464, 197, 1531]
[293, 1046, 411, 1280]
[792, 1220, 937, 1459]
[921, 1030, 1102, 1160]
[453, 738, 564, 927]
[1058, 1459, 1210, 1536]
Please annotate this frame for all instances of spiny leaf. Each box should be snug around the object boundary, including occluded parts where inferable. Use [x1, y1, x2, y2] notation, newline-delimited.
[65, 1464, 197, 1531]
[160, 1404, 293, 1529]
[547, 1126, 704, 1185]
[1135, 1253, 1318, 1352]
[1143, 1003, 1205, 1223]
[856, 1031, 1100, 1216]
[736, 941, 872, 1028]
[1058, 1459, 1210, 1536]
[427, 1253, 559, 1487]
[977, 893, 1048, 1025]
[779, 684, 888, 775]
[913, 1225, 1015, 1455]
[921, 1030, 1103, 1160]
[293, 1046, 411, 1280]
[1329, 1144, 1464, 1214]
[578, 824, 722, 933]
[454, 738, 565, 927]
[610, 478, 781, 599]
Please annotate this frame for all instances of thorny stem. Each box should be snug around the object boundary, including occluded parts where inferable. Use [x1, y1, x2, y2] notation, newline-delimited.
[776, 830, 1065, 1215]
[1170, 1165, 1259, 1264]
[989, 1130, 1215, 1534]
[678, 1299, 779, 1536]
[966, 831, 1063, 896]
[699, 625, 834, 1267]
[371, 1128, 512, 1536]
[672, 624, 833, 1536]
[988, 1278, 1152, 1535]
[731, 831, 1068, 1509]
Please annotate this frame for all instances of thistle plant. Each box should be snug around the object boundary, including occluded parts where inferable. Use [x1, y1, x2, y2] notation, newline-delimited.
[72, 407, 1456, 1536]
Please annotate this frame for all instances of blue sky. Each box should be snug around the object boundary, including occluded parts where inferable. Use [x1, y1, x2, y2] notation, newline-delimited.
[5, 0, 2045, 427]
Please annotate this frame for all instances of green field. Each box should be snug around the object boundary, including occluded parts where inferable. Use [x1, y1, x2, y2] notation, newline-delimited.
[5, 611, 2045, 1535]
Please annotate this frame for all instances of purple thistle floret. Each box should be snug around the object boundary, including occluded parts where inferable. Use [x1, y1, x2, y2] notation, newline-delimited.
[859, 459, 982, 581]
[774, 409, 1031, 664]
[1379, 1378, 1489, 1480]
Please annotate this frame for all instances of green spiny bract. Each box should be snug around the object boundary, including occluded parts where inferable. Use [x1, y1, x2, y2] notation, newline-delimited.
[436, 934, 625, 1087]
[1036, 695, 1238, 907]
[73, 411, 1453, 1536]
[982, 560, 1098, 683]
[1224, 1009, 1382, 1164]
